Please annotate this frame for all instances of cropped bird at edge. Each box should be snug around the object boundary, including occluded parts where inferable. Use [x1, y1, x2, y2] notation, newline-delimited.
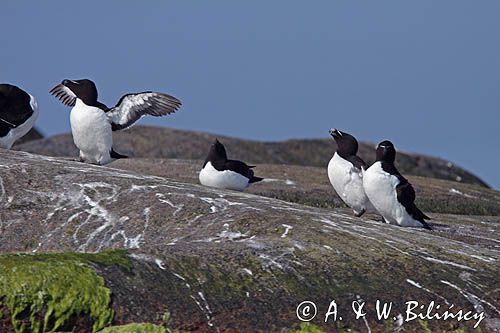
[199, 139, 263, 191]
[0, 83, 38, 149]
[50, 79, 181, 165]
[362, 140, 432, 230]
[327, 128, 376, 217]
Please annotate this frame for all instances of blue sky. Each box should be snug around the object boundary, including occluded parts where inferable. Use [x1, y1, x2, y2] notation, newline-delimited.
[2, 1, 499, 188]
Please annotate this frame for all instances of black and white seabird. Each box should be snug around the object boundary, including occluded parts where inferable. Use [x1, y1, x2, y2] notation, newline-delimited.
[362, 140, 432, 229]
[327, 128, 375, 217]
[199, 139, 263, 191]
[50, 79, 181, 165]
[0, 83, 38, 149]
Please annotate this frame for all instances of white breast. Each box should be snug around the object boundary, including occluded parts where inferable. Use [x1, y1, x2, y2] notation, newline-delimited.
[199, 162, 250, 191]
[70, 99, 112, 164]
[363, 162, 424, 227]
[327, 153, 374, 215]
[0, 94, 39, 149]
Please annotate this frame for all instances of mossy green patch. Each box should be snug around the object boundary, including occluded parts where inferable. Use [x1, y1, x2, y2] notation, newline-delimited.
[98, 323, 166, 333]
[29, 249, 132, 271]
[0, 250, 129, 333]
[294, 322, 327, 333]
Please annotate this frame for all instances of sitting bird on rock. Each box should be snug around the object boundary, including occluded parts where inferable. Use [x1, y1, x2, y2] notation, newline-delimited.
[199, 139, 263, 191]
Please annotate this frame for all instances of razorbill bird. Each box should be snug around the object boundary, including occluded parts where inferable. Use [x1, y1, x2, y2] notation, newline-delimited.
[327, 128, 375, 217]
[50, 79, 181, 165]
[199, 139, 263, 191]
[0, 83, 38, 149]
[362, 140, 432, 229]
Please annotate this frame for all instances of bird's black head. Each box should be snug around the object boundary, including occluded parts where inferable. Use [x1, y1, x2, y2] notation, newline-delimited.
[0, 83, 30, 106]
[204, 139, 228, 166]
[50, 79, 98, 107]
[329, 128, 359, 158]
[376, 140, 396, 163]
[62, 79, 98, 105]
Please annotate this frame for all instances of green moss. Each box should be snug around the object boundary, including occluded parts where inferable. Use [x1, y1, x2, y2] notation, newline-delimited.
[294, 323, 326, 333]
[98, 323, 166, 333]
[0, 251, 128, 333]
[418, 320, 433, 333]
[29, 249, 132, 271]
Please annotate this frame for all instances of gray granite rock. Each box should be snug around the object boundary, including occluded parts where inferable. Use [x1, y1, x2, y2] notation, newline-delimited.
[0, 149, 498, 332]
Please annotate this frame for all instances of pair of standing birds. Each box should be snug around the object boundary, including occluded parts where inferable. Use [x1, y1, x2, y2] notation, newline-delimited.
[328, 129, 431, 230]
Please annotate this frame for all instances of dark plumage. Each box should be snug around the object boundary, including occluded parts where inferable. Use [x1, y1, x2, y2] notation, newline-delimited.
[0, 84, 35, 136]
[0, 83, 38, 149]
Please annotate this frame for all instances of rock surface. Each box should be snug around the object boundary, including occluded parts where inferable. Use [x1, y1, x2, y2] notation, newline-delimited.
[15, 126, 489, 188]
[111, 158, 500, 216]
[0, 149, 498, 332]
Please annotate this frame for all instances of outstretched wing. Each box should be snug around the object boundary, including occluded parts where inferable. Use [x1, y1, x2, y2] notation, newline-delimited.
[106, 92, 181, 131]
[49, 84, 77, 107]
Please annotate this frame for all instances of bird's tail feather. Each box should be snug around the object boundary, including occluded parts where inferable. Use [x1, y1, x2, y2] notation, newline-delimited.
[110, 149, 128, 159]
[249, 176, 264, 183]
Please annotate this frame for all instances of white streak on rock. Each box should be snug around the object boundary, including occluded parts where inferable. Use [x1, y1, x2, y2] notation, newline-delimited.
[449, 188, 475, 198]
[424, 256, 476, 271]
[440, 280, 499, 314]
[281, 224, 293, 238]
[155, 259, 166, 270]
[172, 272, 186, 281]
[155, 193, 184, 216]
[259, 254, 284, 270]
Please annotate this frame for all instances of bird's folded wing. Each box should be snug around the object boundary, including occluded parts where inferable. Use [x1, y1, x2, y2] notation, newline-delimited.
[396, 180, 416, 205]
[49, 84, 77, 107]
[0, 105, 31, 128]
[106, 92, 181, 131]
[397, 180, 431, 221]
[225, 160, 254, 179]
